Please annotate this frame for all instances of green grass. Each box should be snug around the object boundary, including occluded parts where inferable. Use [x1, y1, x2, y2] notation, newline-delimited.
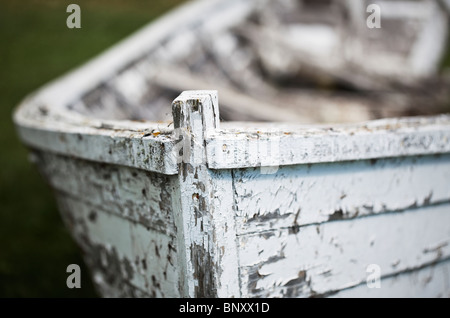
[442, 32, 450, 70]
[0, 0, 185, 297]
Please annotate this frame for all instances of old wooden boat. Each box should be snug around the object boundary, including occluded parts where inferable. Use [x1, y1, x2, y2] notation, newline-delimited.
[14, 0, 450, 297]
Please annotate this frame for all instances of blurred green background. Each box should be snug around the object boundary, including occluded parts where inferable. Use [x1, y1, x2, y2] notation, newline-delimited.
[0, 0, 449, 298]
[0, 0, 185, 297]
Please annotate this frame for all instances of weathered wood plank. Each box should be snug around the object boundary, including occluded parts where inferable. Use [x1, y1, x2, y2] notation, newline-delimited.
[56, 194, 179, 297]
[17, 122, 179, 175]
[171, 91, 240, 297]
[330, 260, 450, 298]
[233, 154, 450, 234]
[238, 204, 450, 297]
[32, 150, 178, 236]
[207, 115, 450, 169]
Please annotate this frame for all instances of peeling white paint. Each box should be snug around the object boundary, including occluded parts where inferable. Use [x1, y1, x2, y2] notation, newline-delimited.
[238, 204, 450, 297]
[11, 0, 450, 298]
[57, 193, 179, 297]
[331, 260, 450, 298]
[171, 91, 240, 297]
[233, 154, 450, 233]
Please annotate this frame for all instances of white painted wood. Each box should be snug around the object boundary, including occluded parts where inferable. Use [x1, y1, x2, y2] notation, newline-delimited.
[11, 0, 450, 299]
[30, 88, 450, 298]
[233, 154, 450, 234]
[171, 91, 240, 297]
[17, 124, 179, 175]
[57, 195, 179, 297]
[16, 110, 450, 174]
[330, 260, 450, 298]
[207, 115, 450, 169]
[238, 204, 450, 297]
[32, 150, 179, 235]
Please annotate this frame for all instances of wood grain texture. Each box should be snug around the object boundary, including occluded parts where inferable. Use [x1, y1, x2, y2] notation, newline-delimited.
[17, 122, 178, 175]
[11, 0, 450, 298]
[32, 150, 178, 235]
[238, 204, 450, 297]
[233, 154, 450, 234]
[330, 260, 450, 298]
[31, 152, 180, 296]
[207, 115, 450, 169]
[171, 91, 240, 297]
[56, 194, 179, 297]
[32, 150, 181, 297]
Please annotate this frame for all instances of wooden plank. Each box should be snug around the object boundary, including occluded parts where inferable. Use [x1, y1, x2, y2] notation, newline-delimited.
[17, 108, 450, 176]
[233, 154, 450, 234]
[56, 194, 180, 297]
[206, 115, 450, 169]
[238, 204, 450, 297]
[17, 122, 179, 175]
[171, 91, 240, 297]
[330, 260, 450, 298]
[32, 150, 179, 236]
